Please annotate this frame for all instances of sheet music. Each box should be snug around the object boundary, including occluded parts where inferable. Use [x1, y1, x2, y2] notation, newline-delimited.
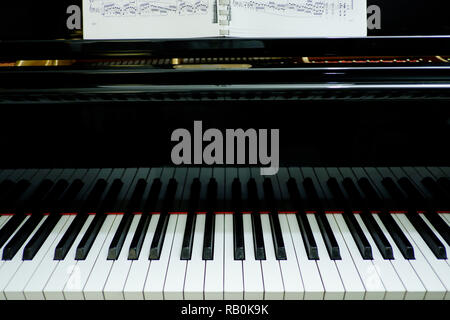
[228, 0, 367, 37]
[83, 0, 219, 39]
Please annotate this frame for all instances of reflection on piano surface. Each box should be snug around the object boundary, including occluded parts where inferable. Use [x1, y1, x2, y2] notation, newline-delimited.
[0, 167, 448, 300]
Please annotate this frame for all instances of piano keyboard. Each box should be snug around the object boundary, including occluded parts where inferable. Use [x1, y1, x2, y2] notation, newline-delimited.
[0, 167, 449, 300]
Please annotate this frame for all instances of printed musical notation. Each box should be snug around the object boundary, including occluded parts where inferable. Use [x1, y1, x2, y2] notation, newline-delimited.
[89, 0, 209, 16]
[231, 0, 354, 18]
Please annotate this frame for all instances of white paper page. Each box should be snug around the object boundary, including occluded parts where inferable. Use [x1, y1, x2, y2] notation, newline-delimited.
[228, 0, 367, 37]
[83, 0, 220, 39]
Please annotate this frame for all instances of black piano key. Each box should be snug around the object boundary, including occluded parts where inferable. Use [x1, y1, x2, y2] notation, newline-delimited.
[286, 178, 318, 260]
[382, 177, 446, 259]
[0, 215, 27, 249]
[108, 179, 147, 260]
[54, 178, 108, 260]
[343, 212, 373, 259]
[251, 212, 266, 260]
[180, 214, 196, 260]
[108, 213, 134, 260]
[23, 179, 83, 260]
[149, 178, 178, 260]
[315, 213, 341, 260]
[248, 178, 266, 260]
[263, 178, 286, 260]
[75, 214, 107, 260]
[128, 178, 161, 260]
[358, 177, 414, 259]
[2, 179, 55, 260]
[202, 212, 215, 260]
[128, 214, 151, 260]
[54, 213, 88, 260]
[331, 178, 373, 260]
[297, 214, 319, 260]
[2, 215, 42, 260]
[181, 178, 201, 260]
[360, 212, 393, 259]
[202, 178, 217, 260]
[303, 178, 340, 260]
[399, 177, 450, 246]
[337, 177, 392, 259]
[76, 178, 123, 260]
[232, 178, 245, 260]
[380, 213, 415, 259]
[23, 214, 60, 260]
[405, 212, 447, 259]
[148, 214, 169, 260]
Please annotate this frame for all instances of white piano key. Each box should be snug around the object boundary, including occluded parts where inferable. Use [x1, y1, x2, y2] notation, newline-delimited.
[81, 214, 122, 300]
[307, 214, 345, 300]
[204, 214, 224, 300]
[42, 214, 95, 300]
[395, 214, 450, 299]
[389, 214, 446, 299]
[4, 215, 71, 300]
[278, 214, 304, 300]
[354, 214, 406, 300]
[124, 214, 159, 300]
[0, 216, 30, 271]
[260, 214, 284, 300]
[63, 214, 117, 300]
[0, 215, 47, 300]
[223, 214, 243, 300]
[184, 214, 206, 300]
[23, 215, 76, 300]
[144, 215, 178, 300]
[285, 214, 324, 300]
[372, 214, 426, 300]
[334, 214, 385, 300]
[163, 214, 187, 300]
[442, 214, 450, 225]
[327, 214, 366, 300]
[242, 213, 264, 300]
[0, 215, 11, 229]
[102, 214, 141, 300]
[440, 214, 450, 225]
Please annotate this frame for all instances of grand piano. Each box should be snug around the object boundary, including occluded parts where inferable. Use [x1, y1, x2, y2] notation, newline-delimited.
[0, 0, 449, 301]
